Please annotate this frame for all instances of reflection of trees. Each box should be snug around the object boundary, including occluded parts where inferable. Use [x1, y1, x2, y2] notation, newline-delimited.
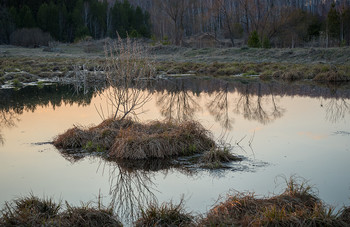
[106, 163, 157, 224]
[234, 83, 285, 125]
[323, 97, 350, 123]
[0, 84, 97, 114]
[99, 159, 191, 224]
[0, 109, 20, 146]
[0, 84, 100, 146]
[207, 82, 234, 130]
[156, 80, 200, 121]
[60, 150, 192, 224]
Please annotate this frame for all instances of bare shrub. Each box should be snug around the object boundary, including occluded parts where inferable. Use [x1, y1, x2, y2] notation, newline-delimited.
[10, 28, 52, 47]
[103, 35, 156, 121]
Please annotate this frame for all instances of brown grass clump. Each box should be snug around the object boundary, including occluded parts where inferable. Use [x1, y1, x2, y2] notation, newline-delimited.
[60, 204, 122, 227]
[53, 118, 134, 152]
[0, 195, 122, 227]
[53, 127, 88, 149]
[54, 119, 216, 161]
[199, 177, 347, 226]
[200, 146, 242, 169]
[135, 199, 193, 227]
[281, 70, 304, 80]
[0, 194, 60, 226]
[110, 121, 215, 160]
[339, 207, 350, 224]
[313, 71, 350, 82]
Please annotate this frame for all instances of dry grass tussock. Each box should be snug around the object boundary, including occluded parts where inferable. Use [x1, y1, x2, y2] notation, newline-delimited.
[135, 198, 193, 227]
[0, 194, 121, 227]
[200, 145, 242, 169]
[111, 120, 215, 159]
[54, 118, 216, 160]
[59, 203, 122, 227]
[199, 177, 349, 226]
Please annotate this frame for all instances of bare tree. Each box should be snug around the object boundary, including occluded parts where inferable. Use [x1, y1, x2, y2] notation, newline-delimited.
[155, 0, 193, 45]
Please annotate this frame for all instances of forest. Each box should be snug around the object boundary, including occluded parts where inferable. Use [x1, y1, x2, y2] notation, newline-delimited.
[1, 0, 350, 47]
[0, 0, 151, 43]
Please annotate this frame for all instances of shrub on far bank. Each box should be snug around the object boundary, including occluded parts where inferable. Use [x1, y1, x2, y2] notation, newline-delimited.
[10, 28, 52, 47]
[248, 31, 261, 48]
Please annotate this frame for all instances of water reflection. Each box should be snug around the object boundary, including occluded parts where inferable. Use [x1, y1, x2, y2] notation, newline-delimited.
[0, 110, 19, 145]
[0, 84, 100, 145]
[323, 98, 350, 123]
[156, 79, 201, 121]
[207, 82, 234, 130]
[106, 162, 157, 223]
[0, 109, 20, 146]
[99, 159, 192, 224]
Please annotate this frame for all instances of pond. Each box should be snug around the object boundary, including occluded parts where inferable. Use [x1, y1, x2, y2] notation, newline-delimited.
[1, 78, 350, 224]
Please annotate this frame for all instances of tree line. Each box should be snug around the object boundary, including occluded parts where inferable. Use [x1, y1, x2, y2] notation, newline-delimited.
[131, 0, 350, 47]
[0, 0, 151, 44]
[1, 0, 350, 47]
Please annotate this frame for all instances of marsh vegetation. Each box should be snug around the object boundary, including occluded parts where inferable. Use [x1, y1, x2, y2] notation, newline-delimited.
[1, 178, 349, 226]
[1, 40, 350, 226]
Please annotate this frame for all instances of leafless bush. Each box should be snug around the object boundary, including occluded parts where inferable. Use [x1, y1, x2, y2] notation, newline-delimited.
[102, 35, 156, 120]
[10, 28, 52, 47]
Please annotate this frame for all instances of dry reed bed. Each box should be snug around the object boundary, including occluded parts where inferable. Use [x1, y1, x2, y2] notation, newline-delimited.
[199, 179, 349, 226]
[0, 195, 121, 226]
[2, 179, 350, 226]
[53, 118, 227, 163]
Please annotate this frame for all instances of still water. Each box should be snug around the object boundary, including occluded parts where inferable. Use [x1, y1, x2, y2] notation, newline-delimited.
[1, 78, 350, 223]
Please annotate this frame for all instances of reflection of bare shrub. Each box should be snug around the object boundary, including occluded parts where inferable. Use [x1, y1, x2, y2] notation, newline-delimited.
[10, 28, 52, 47]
